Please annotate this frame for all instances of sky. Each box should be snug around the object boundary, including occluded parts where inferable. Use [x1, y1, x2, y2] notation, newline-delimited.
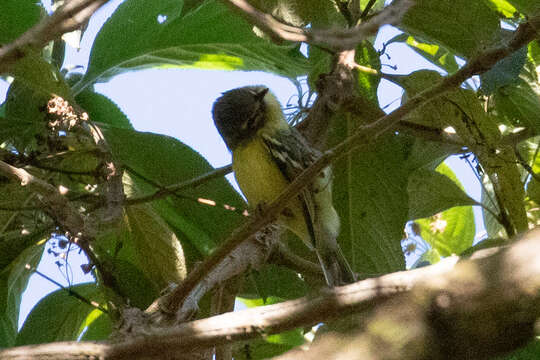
[0, 0, 485, 329]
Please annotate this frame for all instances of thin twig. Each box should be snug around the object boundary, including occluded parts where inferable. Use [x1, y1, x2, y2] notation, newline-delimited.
[360, 0, 378, 20]
[125, 165, 233, 205]
[515, 146, 540, 183]
[25, 263, 108, 314]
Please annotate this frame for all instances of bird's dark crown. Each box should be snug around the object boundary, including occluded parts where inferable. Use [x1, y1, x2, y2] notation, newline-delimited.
[212, 86, 270, 150]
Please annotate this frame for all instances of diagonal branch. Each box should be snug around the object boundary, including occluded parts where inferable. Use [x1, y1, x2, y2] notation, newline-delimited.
[152, 12, 540, 320]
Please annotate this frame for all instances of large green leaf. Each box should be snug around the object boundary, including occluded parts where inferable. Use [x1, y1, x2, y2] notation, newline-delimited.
[326, 68, 458, 277]
[493, 78, 540, 133]
[402, 70, 527, 234]
[401, 0, 500, 58]
[1, 55, 71, 152]
[16, 283, 105, 345]
[0, 244, 44, 347]
[104, 128, 245, 263]
[0, 0, 41, 44]
[78, 0, 308, 92]
[124, 203, 187, 289]
[10, 54, 71, 99]
[75, 90, 133, 130]
[481, 36, 528, 94]
[416, 206, 476, 257]
[408, 167, 477, 220]
[330, 131, 408, 276]
[413, 164, 476, 256]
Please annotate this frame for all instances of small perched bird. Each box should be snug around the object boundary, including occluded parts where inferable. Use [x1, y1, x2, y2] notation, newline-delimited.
[212, 86, 356, 286]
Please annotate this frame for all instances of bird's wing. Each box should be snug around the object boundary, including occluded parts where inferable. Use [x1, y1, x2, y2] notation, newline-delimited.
[261, 129, 321, 247]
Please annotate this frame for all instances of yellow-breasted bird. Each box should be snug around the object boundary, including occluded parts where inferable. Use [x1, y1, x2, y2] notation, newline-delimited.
[212, 85, 356, 287]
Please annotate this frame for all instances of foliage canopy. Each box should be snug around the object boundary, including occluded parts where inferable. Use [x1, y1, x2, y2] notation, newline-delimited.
[1, 0, 540, 358]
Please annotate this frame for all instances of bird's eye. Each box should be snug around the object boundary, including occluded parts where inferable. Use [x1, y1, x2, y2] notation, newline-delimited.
[243, 112, 260, 131]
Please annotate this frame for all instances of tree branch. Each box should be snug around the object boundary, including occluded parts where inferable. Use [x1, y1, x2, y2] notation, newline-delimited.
[0, 0, 110, 74]
[125, 165, 233, 206]
[275, 231, 540, 360]
[5, 229, 540, 360]
[144, 226, 279, 324]
[222, 0, 413, 51]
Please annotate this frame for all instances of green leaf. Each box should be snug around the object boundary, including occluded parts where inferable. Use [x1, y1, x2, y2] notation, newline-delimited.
[241, 264, 308, 301]
[79, 0, 308, 91]
[408, 166, 477, 220]
[493, 78, 540, 133]
[104, 128, 245, 262]
[481, 38, 527, 94]
[0, 244, 44, 347]
[330, 132, 408, 275]
[10, 53, 71, 99]
[2, 81, 49, 152]
[388, 34, 459, 74]
[0, 0, 41, 44]
[402, 70, 527, 234]
[236, 295, 305, 359]
[307, 45, 331, 90]
[0, 272, 15, 347]
[401, 0, 500, 58]
[416, 206, 475, 257]
[75, 90, 133, 129]
[485, 0, 519, 18]
[233, 337, 304, 360]
[460, 237, 507, 257]
[16, 283, 104, 345]
[495, 338, 540, 359]
[355, 41, 381, 105]
[411, 248, 441, 268]
[124, 203, 187, 289]
[413, 164, 475, 256]
[2, 55, 71, 151]
[79, 310, 112, 341]
[0, 178, 52, 271]
[506, 0, 540, 15]
[529, 41, 540, 67]
[111, 257, 159, 308]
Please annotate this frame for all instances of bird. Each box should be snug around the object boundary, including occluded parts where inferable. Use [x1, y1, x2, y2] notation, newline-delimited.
[212, 85, 356, 286]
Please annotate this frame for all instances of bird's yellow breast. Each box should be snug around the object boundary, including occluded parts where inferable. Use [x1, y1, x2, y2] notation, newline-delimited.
[233, 137, 288, 205]
[232, 137, 311, 246]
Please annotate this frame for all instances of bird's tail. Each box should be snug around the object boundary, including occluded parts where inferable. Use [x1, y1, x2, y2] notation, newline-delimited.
[316, 245, 356, 287]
